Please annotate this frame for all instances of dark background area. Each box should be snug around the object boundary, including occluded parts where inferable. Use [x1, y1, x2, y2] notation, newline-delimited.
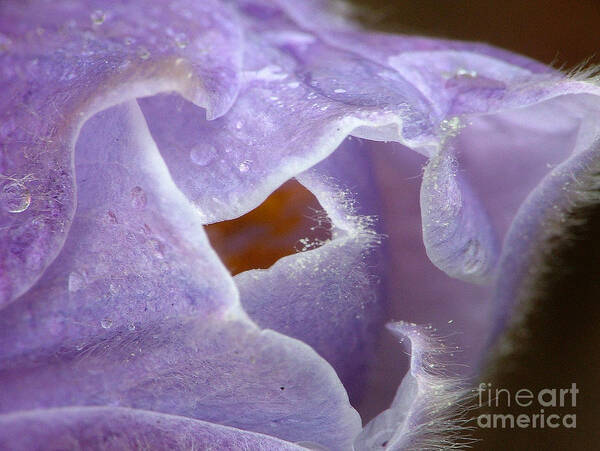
[348, 0, 600, 68]
[348, 1, 600, 450]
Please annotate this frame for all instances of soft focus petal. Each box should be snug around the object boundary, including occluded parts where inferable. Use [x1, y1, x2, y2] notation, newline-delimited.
[0, 407, 304, 450]
[490, 101, 600, 336]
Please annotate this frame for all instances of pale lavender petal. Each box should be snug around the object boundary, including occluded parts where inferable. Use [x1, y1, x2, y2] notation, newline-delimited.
[0, 100, 361, 450]
[237, 136, 386, 401]
[0, 102, 236, 360]
[277, 0, 551, 83]
[367, 144, 491, 367]
[420, 146, 499, 284]
[0, 0, 242, 307]
[356, 322, 471, 450]
[0, 407, 304, 450]
[489, 96, 600, 337]
[137, 33, 431, 224]
[364, 86, 600, 371]
[0, 316, 360, 450]
[0, 100, 360, 448]
[354, 58, 600, 451]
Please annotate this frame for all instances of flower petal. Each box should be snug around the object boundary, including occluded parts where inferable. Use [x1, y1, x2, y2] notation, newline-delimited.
[0, 407, 304, 450]
[355, 322, 471, 450]
[0, 101, 361, 449]
[0, 102, 236, 360]
[237, 136, 386, 402]
[0, 316, 360, 449]
[0, 0, 242, 307]
[490, 94, 600, 338]
[420, 145, 499, 284]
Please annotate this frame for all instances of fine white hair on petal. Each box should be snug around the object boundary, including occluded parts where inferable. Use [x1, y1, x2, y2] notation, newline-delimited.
[355, 322, 476, 450]
[565, 59, 600, 84]
[490, 136, 600, 344]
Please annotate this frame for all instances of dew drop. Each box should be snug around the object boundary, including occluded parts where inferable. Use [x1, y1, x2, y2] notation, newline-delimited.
[190, 145, 217, 166]
[235, 120, 244, 130]
[439, 116, 463, 136]
[0, 182, 31, 213]
[90, 9, 106, 25]
[68, 272, 86, 292]
[138, 47, 150, 60]
[130, 186, 147, 209]
[100, 318, 113, 329]
[238, 160, 251, 173]
[108, 283, 119, 295]
[455, 67, 477, 78]
[149, 239, 165, 259]
[174, 32, 189, 49]
[334, 88, 346, 93]
[127, 321, 136, 331]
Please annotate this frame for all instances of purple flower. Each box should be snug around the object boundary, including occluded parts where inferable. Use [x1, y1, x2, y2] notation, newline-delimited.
[1, 1, 598, 449]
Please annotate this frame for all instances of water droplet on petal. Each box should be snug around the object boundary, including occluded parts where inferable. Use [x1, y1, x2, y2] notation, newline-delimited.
[0, 182, 31, 213]
[68, 272, 86, 292]
[455, 67, 477, 78]
[127, 321, 136, 331]
[238, 160, 251, 173]
[108, 283, 119, 295]
[235, 120, 244, 130]
[130, 186, 147, 209]
[174, 32, 189, 49]
[439, 116, 464, 137]
[190, 145, 217, 166]
[149, 239, 165, 259]
[100, 318, 113, 329]
[90, 10, 106, 25]
[138, 47, 150, 60]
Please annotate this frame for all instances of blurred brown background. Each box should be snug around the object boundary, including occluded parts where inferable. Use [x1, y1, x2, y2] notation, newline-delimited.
[348, 1, 600, 450]
[348, 0, 600, 68]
